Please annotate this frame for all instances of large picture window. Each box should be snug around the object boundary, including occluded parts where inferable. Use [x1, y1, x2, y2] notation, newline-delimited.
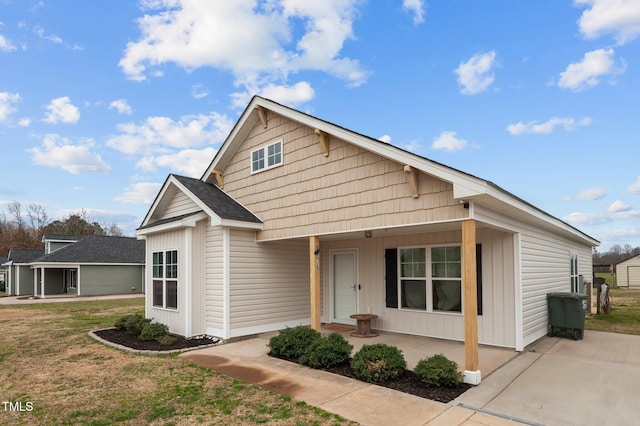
[251, 140, 282, 173]
[153, 250, 178, 310]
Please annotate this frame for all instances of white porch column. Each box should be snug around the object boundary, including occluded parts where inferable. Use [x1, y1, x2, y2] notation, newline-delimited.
[32, 268, 37, 296]
[462, 219, 480, 385]
[309, 236, 321, 332]
[40, 267, 46, 299]
[77, 267, 81, 296]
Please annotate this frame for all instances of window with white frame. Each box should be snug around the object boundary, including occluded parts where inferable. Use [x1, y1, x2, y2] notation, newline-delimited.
[153, 250, 178, 310]
[251, 140, 282, 173]
[398, 245, 462, 313]
[570, 252, 579, 292]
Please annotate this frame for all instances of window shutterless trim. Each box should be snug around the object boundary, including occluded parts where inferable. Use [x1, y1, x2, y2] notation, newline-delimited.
[250, 140, 283, 174]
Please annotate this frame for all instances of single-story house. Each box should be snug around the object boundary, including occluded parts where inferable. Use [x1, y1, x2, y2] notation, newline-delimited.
[137, 96, 598, 384]
[3, 234, 145, 297]
[616, 255, 640, 289]
[0, 256, 8, 287]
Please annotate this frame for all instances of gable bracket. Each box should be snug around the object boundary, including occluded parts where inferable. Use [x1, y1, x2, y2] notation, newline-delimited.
[403, 165, 419, 198]
[314, 128, 330, 157]
[211, 169, 224, 189]
[255, 106, 268, 129]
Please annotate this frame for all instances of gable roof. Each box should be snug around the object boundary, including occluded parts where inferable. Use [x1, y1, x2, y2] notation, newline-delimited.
[31, 236, 144, 264]
[7, 248, 44, 264]
[42, 234, 84, 242]
[201, 96, 598, 246]
[139, 174, 262, 232]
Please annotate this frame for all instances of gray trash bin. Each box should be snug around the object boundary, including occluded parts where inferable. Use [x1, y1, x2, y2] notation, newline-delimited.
[547, 292, 587, 340]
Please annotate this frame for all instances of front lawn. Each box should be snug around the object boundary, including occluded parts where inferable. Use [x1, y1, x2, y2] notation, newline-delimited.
[0, 299, 355, 425]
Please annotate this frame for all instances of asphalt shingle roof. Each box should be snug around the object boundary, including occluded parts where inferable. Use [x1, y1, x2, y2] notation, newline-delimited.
[33, 236, 145, 264]
[8, 249, 44, 264]
[172, 174, 262, 224]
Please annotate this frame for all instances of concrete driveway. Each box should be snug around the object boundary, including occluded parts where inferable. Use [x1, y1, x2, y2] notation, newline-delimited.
[455, 330, 640, 425]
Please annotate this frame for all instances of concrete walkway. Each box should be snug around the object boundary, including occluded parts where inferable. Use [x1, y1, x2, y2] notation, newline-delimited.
[182, 330, 640, 426]
[0, 293, 144, 305]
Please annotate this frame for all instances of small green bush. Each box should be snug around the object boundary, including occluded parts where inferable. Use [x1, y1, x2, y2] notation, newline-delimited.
[351, 343, 407, 383]
[139, 322, 169, 342]
[268, 326, 321, 361]
[0, 281, 5, 292]
[299, 333, 353, 369]
[114, 313, 151, 336]
[413, 354, 463, 387]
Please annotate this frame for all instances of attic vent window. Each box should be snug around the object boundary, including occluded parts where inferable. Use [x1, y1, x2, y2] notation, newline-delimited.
[251, 140, 283, 173]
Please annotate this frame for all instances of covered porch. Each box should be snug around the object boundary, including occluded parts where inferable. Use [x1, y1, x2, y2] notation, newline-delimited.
[304, 218, 517, 385]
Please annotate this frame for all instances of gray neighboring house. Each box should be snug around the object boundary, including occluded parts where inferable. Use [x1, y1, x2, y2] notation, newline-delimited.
[0, 255, 9, 288]
[3, 234, 145, 297]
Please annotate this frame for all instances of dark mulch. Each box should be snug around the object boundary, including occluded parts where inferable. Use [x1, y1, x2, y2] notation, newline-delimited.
[271, 355, 471, 403]
[94, 328, 218, 351]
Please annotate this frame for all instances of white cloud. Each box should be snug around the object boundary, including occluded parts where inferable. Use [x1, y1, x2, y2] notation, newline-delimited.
[232, 81, 315, 108]
[609, 200, 631, 212]
[0, 92, 20, 121]
[115, 182, 162, 205]
[191, 83, 208, 99]
[431, 131, 468, 152]
[43, 96, 80, 124]
[0, 34, 16, 52]
[454, 51, 497, 95]
[403, 0, 425, 25]
[119, 0, 367, 102]
[558, 48, 622, 91]
[574, 186, 607, 201]
[378, 134, 392, 143]
[507, 116, 592, 135]
[17, 118, 31, 127]
[563, 208, 640, 225]
[136, 147, 218, 177]
[575, 0, 640, 45]
[28, 134, 111, 174]
[34, 25, 63, 44]
[404, 139, 423, 153]
[107, 112, 232, 156]
[626, 176, 640, 193]
[109, 99, 133, 115]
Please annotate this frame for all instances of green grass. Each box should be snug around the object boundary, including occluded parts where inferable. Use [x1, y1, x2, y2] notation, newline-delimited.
[585, 287, 640, 335]
[0, 299, 356, 426]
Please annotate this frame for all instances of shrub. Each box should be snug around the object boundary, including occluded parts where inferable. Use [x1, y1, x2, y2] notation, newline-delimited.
[413, 354, 463, 387]
[139, 322, 169, 342]
[114, 313, 151, 336]
[299, 333, 353, 369]
[0, 281, 5, 292]
[351, 344, 407, 383]
[268, 326, 321, 361]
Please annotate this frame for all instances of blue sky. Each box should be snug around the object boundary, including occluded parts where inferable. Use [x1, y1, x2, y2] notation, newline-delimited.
[1, 0, 639, 251]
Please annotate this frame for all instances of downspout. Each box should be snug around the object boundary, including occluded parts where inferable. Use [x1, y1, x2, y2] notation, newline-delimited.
[513, 233, 524, 351]
[222, 228, 230, 339]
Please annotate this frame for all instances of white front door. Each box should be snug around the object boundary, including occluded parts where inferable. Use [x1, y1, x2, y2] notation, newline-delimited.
[333, 250, 357, 324]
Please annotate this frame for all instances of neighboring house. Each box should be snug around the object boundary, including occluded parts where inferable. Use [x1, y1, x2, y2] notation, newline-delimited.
[137, 96, 598, 384]
[0, 256, 8, 288]
[3, 249, 43, 296]
[616, 255, 640, 289]
[4, 235, 145, 297]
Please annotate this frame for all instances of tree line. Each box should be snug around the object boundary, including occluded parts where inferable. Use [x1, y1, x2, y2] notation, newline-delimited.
[593, 244, 640, 268]
[0, 202, 123, 257]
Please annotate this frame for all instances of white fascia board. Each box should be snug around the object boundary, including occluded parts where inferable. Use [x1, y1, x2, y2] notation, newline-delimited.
[29, 263, 81, 269]
[137, 211, 208, 237]
[220, 219, 263, 230]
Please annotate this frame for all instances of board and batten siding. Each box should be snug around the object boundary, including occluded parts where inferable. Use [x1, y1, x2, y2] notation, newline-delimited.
[322, 227, 516, 348]
[220, 116, 468, 241]
[204, 225, 225, 336]
[159, 188, 201, 220]
[227, 229, 310, 338]
[474, 205, 593, 349]
[145, 229, 186, 336]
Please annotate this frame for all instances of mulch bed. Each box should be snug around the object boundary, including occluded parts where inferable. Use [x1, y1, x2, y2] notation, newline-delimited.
[94, 328, 218, 351]
[271, 355, 471, 403]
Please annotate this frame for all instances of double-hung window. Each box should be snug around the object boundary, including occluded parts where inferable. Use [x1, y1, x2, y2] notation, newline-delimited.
[251, 140, 282, 173]
[153, 250, 178, 310]
[398, 245, 462, 313]
[570, 253, 579, 292]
